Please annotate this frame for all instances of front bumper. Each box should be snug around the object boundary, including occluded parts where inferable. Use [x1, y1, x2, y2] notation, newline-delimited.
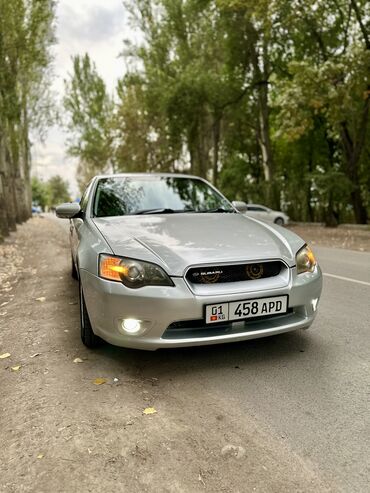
[80, 266, 322, 350]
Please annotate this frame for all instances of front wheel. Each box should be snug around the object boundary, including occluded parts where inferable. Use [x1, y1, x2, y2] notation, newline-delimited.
[274, 217, 284, 226]
[79, 281, 102, 348]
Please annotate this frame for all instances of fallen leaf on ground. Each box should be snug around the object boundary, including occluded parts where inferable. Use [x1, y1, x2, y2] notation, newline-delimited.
[143, 407, 157, 415]
[35, 297, 46, 302]
[11, 366, 21, 371]
[0, 311, 7, 316]
[93, 378, 106, 385]
[30, 353, 40, 358]
[73, 358, 83, 363]
[37, 454, 44, 459]
[0, 353, 11, 359]
[221, 444, 245, 459]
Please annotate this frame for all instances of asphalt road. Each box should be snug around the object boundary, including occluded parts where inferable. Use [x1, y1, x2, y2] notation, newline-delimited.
[61, 219, 370, 490]
[1, 218, 369, 492]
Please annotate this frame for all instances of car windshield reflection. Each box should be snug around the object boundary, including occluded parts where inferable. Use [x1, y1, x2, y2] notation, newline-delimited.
[93, 176, 234, 217]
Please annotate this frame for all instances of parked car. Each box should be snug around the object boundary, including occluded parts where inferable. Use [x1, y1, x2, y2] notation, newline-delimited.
[243, 203, 289, 225]
[56, 173, 321, 350]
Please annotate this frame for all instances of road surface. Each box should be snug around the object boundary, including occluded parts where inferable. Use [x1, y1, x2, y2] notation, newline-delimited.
[0, 217, 369, 492]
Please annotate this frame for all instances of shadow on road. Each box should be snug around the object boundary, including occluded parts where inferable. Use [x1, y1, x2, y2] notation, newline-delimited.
[89, 328, 323, 380]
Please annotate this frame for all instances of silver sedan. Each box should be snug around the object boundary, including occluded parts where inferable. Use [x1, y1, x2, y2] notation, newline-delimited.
[56, 173, 322, 350]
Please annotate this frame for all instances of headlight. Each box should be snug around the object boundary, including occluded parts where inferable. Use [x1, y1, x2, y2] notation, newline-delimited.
[296, 245, 317, 274]
[99, 255, 174, 288]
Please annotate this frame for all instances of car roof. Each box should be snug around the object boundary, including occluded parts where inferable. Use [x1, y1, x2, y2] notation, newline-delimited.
[93, 172, 204, 180]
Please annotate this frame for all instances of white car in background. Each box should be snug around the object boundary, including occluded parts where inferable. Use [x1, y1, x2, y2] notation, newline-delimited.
[244, 204, 289, 226]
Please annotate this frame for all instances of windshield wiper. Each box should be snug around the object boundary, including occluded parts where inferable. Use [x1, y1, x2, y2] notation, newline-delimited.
[199, 207, 236, 213]
[131, 208, 195, 215]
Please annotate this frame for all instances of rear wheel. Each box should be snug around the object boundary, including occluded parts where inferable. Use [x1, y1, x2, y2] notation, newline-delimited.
[79, 281, 102, 348]
[274, 217, 284, 226]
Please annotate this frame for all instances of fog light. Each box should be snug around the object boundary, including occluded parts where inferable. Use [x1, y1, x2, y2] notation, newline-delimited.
[122, 318, 142, 334]
[312, 298, 319, 312]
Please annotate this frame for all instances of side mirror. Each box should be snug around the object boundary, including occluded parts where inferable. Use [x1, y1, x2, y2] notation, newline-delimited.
[232, 201, 248, 213]
[56, 202, 81, 219]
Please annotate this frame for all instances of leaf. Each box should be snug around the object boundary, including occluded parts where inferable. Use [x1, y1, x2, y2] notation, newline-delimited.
[36, 297, 46, 302]
[11, 366, 21, 371]
[73, 358, 83, 363]
[0, 353, 11, 359]
[37, 454, 44, 459]
[143, 407, 157, 415]
[30, 353, 40, 358]
[93, 378, 106, 385]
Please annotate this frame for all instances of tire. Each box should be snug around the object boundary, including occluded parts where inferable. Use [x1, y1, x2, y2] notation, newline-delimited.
[274, 217, 284, 226]
[71, 255, 78, 280]
[79, 281, 102, 348]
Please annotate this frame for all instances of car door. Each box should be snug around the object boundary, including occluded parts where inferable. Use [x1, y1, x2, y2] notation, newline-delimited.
[246, 205, 263, 220]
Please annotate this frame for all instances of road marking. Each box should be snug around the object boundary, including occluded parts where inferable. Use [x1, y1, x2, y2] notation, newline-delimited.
[323, 273, 370, 287]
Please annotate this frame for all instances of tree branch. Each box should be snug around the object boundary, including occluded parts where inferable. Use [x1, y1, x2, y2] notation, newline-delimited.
[350, 0, 370, 50]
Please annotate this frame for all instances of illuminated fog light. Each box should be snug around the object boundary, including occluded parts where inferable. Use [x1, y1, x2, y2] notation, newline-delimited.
[122, 318, 142, 334]
[312, 298, 319, 312]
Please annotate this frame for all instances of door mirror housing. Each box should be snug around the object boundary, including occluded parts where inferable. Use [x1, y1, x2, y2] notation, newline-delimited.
[56, 202, 81, 219]
[231, 201, 248, 213]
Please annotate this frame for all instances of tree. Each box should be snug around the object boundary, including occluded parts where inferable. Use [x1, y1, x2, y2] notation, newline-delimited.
[0, 0, 56, 239]
[31, 177, 49, 211]
[65, 0, 369, 225]
[46, 175, 71, 208]
[63, 54, 115, 190]
[272, 0, 370, 223]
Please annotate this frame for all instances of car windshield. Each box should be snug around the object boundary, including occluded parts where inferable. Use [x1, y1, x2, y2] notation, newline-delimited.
[93, 176, 234, 217]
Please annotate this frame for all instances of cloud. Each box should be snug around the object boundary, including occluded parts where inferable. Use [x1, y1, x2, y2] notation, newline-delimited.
[32, 0, 137, 195]
[59, 2, 124, 43]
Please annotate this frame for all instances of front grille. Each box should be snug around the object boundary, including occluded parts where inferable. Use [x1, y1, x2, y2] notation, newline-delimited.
[186, 261, 283, 285]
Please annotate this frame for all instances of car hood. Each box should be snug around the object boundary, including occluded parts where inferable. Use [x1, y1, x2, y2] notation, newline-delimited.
[92, 213, 304, 276]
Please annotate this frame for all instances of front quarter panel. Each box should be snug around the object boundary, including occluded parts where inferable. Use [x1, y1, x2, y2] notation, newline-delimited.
[76, 218, 113, 276]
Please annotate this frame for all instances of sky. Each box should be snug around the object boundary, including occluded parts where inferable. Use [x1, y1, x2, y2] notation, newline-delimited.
[32, 0, 134, 198]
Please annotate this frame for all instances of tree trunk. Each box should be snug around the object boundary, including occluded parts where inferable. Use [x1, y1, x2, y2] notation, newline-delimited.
[251, 36, 277, 208]
[0, 132, 9, 238]
[212, 116, 221, 186]
[340, 114, 369, 224]
[306, 144, 314, 222]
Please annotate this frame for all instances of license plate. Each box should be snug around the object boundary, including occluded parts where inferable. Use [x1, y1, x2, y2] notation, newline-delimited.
[205, 295, 288, 324]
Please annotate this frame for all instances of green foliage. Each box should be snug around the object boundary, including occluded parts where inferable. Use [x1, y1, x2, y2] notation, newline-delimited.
[63, 54, 114, 190]
[31, 177, 49, 211]
[32, 175, 71, 209]
[65, 0, 370, 224]
[0, 0, 56, 236]
[46, 176, 71, 207]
